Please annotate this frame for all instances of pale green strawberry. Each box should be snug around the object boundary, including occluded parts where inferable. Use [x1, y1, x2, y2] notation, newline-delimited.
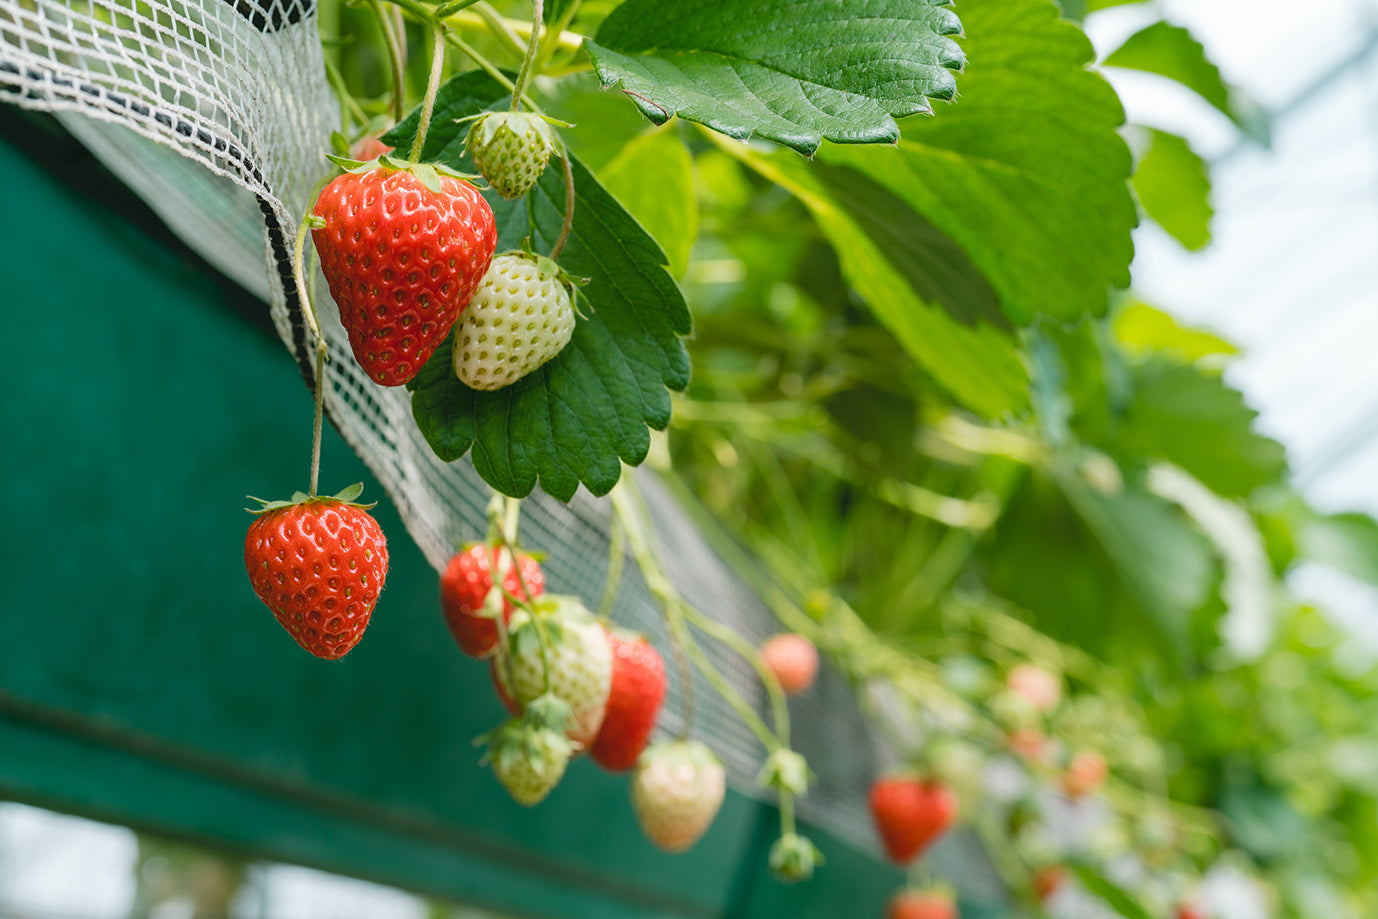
[452, 252, 576, 391]
[466, 111, 560, 199]
[631, 740, 726, 852]
[479, 695, 574, 806]
[493, 595, 612, 748]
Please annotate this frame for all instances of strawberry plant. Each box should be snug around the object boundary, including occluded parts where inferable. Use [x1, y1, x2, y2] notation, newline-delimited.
[218, 0, 1378, 912]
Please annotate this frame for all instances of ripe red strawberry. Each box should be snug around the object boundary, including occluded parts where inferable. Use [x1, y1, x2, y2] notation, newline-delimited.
[244, 486, 388, 660]
[439, 543, 545, 658]
[1008, 663, 1062, 713]
[887, 889, 958, 919]
[758, 633, 819, 695]
[492, 596, 613, 747]
[1176, 903, 1207, 919]
[869, 775, 959, 865]
[1062, 749, 1108, 799]
[631, 740, 726, 852]
[312, 164, 497, 386]
[589, 631, 667, 772]
[1033, 865, 1067, 903]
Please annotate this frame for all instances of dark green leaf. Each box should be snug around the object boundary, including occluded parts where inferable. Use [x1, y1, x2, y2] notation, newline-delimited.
[737, 148, 1028, 418]
[387, 73, 692, 500]
[820, 0, 1138, 324]
[1133, 129, 1213, 251]
[984, 471, 1213, 663]
[1061, 474, 1213, 660]
[1069, 864, 1154, 919]
[1113, 360, 1288, 499]
[584, 0, 964, 155]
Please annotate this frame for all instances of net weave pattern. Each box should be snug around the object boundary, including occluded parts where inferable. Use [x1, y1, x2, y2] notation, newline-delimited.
[0, 0, 1002, 896]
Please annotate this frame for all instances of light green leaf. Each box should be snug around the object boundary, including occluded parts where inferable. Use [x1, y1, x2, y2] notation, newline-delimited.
[1104, 21, 1228, 111]
[584, 0, 964, 155]
[597, 126, 697, 279]
[1133, 129, 1213, 250]
[820, 0, 1138, 324]
[385, 73, 692, 501]
[1113, 301, 1237, 363]
[737, 147, 1028, 418]
[1113, 360, 1288, 499]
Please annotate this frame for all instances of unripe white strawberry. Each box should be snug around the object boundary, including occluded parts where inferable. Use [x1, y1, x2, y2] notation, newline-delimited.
[466, 111, 561, 199]
[631, 740, 726, 852]
[493, 595, 612, 748]
[452, 252, 577, 390]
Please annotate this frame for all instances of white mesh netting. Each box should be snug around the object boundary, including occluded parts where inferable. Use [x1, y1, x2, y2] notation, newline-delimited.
[0, 0, 1003, 894]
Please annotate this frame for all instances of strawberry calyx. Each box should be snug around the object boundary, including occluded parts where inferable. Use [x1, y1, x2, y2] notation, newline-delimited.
[768, 832, 824, 883]
[462, 110, 568, 159]
[322, 152, 481, 192]
[244, 482, 376, 515]
[757, 748, 811, 796]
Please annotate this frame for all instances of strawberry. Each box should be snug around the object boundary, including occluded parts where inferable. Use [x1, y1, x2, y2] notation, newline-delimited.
[1007, 663, 1062, 713]
[244, 485, 388, 660]
[1007, 726, 1050, 763]
[1033, 865, 1067, 903]
[312, 162, 497, 387]
[631, 740, 726, 852]
[758, 633, 819, 695]
[1176, 905, 1207, 919]
[439, 543, 545, 658]
[589, 631, 667, 772]
[1062, 749, 1108, 799]
[466, 111, 561, 199]
[451, 252, 577, 390]
[887, 889, 958, 919]
[869, 775, 959, 865]
[479, 694, 574, 806]
[492, 596, 612, 747]
[349, 135, 394, 161]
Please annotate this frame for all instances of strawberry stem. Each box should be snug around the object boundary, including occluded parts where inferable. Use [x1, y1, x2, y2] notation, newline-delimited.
[409, 23, 448, 161]
[596, 512, 626, 620]
[549, 146, 574, 261]
[366, 0, 407, 123]
[291, 178, 333, 497]
[611, 476, 778, 751]
[508, 0, 544, 113]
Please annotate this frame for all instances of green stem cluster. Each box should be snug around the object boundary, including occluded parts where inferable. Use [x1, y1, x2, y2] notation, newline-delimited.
[610, 473, 812, 878]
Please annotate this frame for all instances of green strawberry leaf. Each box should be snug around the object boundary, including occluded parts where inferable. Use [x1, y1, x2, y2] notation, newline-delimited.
[1111, 360, 1287, 499]
[1133, 129, 1213, 251]
[735, 146, 1028, 418]
[1105, 22, 1228, 110]
[817, 0, 1138, 325]
[583, 0, 965, 155]
[384, 74, 692, 501]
